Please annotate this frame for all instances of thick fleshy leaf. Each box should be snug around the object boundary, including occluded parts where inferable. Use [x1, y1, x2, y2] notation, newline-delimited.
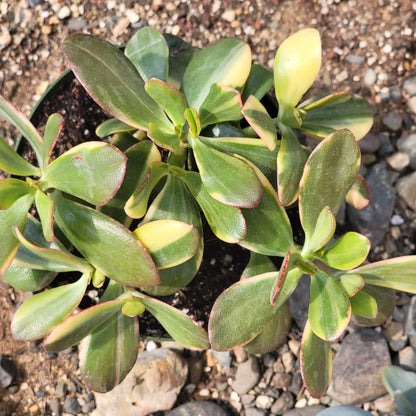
[302, 206, 335, 257]
[350, 290, 377, 318]
[0, 137, 40, 176]
[100, 140, 161, 224]
[198, 83, 243, 129]
[209, 272, 297, 350]
[96, 118, 136, 138]
[42, 113, 63, 167]
[191, 136, 262, 208]
[140, 297, 209, 350]
[11, 272, 90, 340]
[299, 92, 352, 111]
[242, 64, 273, 102]
[346, 174, 370, 210]
[352, 285, 395, 326]
[145, 78, 186, 127]
[64, 34, 170, 131]
[300, 320, 332, 398]
[125, 162, 170, 219]
[3, 264, 56, 292]
[244, 301, 291, 354]
[183, 38, 251, 110]
[241, 251, 277, 280]
[242, 95, 278, 151]
[198, 136, 278, 186]
[300, 94, 373, 141]
[42, 142, 127, 206]
[309, 270, 351, 341]
[0, 179, 34, 210]
[277, 124, 308, 206]
[184, 107, 201, 137]
[52, 192, 160, 287]
[125, 27, 169, 82]
[79, 281, 139, 392]
[44, 299, 126, 352]
[240, 159, 293, 256]
[274, 28, 321, 110]
[0, 95, 43, 168]
[181, 171, 246, 243]
[35, 190, 55, 242]
[349, 256, 416, 293]
[320, 232, 370, 270]
[148, 122, 180, 151]
[0, 193, 34, 277]
[122, 298, 145, 317]
[134, 220, 200, 269]
[336, 273, 364, 297]
[299, 129, 360, 238]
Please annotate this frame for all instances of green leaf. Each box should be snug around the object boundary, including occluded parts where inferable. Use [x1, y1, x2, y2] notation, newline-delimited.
[191, 136, 262, 208]
[0, 193, 34, 277]
[300, 320, 332, 398]
[99, 140, 161, 225]
[240, 159, 294, 257]
[0, 137, 40, 176]
[42, 142, 127, 206]
[349, 256, 416, 293]
[198, 83, 243, 129]
[302, 206, 335, 257]
[198, 136, 278, 186]
[64, 34, 170, 131]
[11, 272, 90, 340]
[0, 179, 34, 210]
[52, 192, 160, 287]
[0, 95, 44, 169]
[148, 122, 180, 151]
[350, 290, 377, 318]
[274, 28, 321, 110]
[300, 94, 373, 141]
[277, 124, 308, 206]
[299, 129, 360, 238]
[309, 270, 351, 341]
[141, 297, 209, 350]
[183, 38, 251, 110]
[96, 118, 136, 138]
[352, 285, 395, 326]
[125, 27, 169, 82]
[181, 171, 246, 243]
[209, 272, 298, 350]
[13, 225, 92, 274]
[145, 78, 186, 127]
[44, 299, 126, 352]
[346, 174, 370, 210]
[134, 219, 200, 269]
[35, 190, 55, 242]
[244, 301, 291, 354]
[335, 273, 364, 297]
[242, 64, 273, 102]
[242, 95, 278, 151]
[79, 281, 139, 392]
[122, 298, 145, 317]
[241, 251, 277, 280]
[320, 232, 370, 270]
[42, 113, 63, 167]
[3, 264, 56, 292]
[125, 161, 170, 219]
[299, 92, 352, 111]
[184, 107, 201, 137]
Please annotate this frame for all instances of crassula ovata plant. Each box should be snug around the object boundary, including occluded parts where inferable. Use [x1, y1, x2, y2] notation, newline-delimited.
[1, 26, 415, 398]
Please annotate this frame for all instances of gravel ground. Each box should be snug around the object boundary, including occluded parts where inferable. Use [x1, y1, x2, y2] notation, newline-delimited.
[1, 1, 416, 415]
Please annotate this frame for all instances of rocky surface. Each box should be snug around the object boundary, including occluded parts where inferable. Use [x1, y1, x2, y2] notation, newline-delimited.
[1, 0, 416, 416]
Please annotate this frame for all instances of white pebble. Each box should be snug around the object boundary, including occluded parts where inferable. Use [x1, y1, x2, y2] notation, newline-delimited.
[57, 5, 71, 20]
[391, 215, 404, 226]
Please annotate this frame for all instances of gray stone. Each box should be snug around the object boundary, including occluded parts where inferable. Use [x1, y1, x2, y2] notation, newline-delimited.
[246, 408, 267, 416]
[166, 401, 228, 416]
[358, 133, 380, 154]
[346, 55, 364, 65]
[231, 355, 260, 395]
[399, 346, 416, 371]
[0, 355, 16, 388]
[68, 18, 88, 31]
[271, 372, 292, 390]
[407, 96, 416, 114]
[397, 134, 416, 169]
[91, 348, 188, 416]
[210, 349, 232, 368]
[270, 391, 294, 415]
[363, 69, 377, 86]
[48, 398, 61, 416]
[404, 77, 416, 97]
[63, 397, 82, 415]
[54, 381, 67, 397]
[283, 405, 327, 416]
[405, 296, 416, 335]
[347, 163, 396, 245]
[377, 134, 394, 156]
[382, 111, 402, 131]
[396, 171, 416, 211]
[328, 328, 391, 405]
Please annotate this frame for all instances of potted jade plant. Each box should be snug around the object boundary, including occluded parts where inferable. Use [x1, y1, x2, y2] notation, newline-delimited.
[1, 26, 415, 399]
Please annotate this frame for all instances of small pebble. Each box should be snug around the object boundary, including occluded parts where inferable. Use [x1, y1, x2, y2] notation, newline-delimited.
[49, 398, 61, 416]
[364, 69, 377, 86]
[386, 152, 409, 171]
[391, 215, 404, 225]
[63, 396, 82, 415]
[57, 5, 71, 20]
[0, 355, 16, 388]
[403, 77, 416, 97]
[256, 394, 275, 409]
[382, 111, 402, 131]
